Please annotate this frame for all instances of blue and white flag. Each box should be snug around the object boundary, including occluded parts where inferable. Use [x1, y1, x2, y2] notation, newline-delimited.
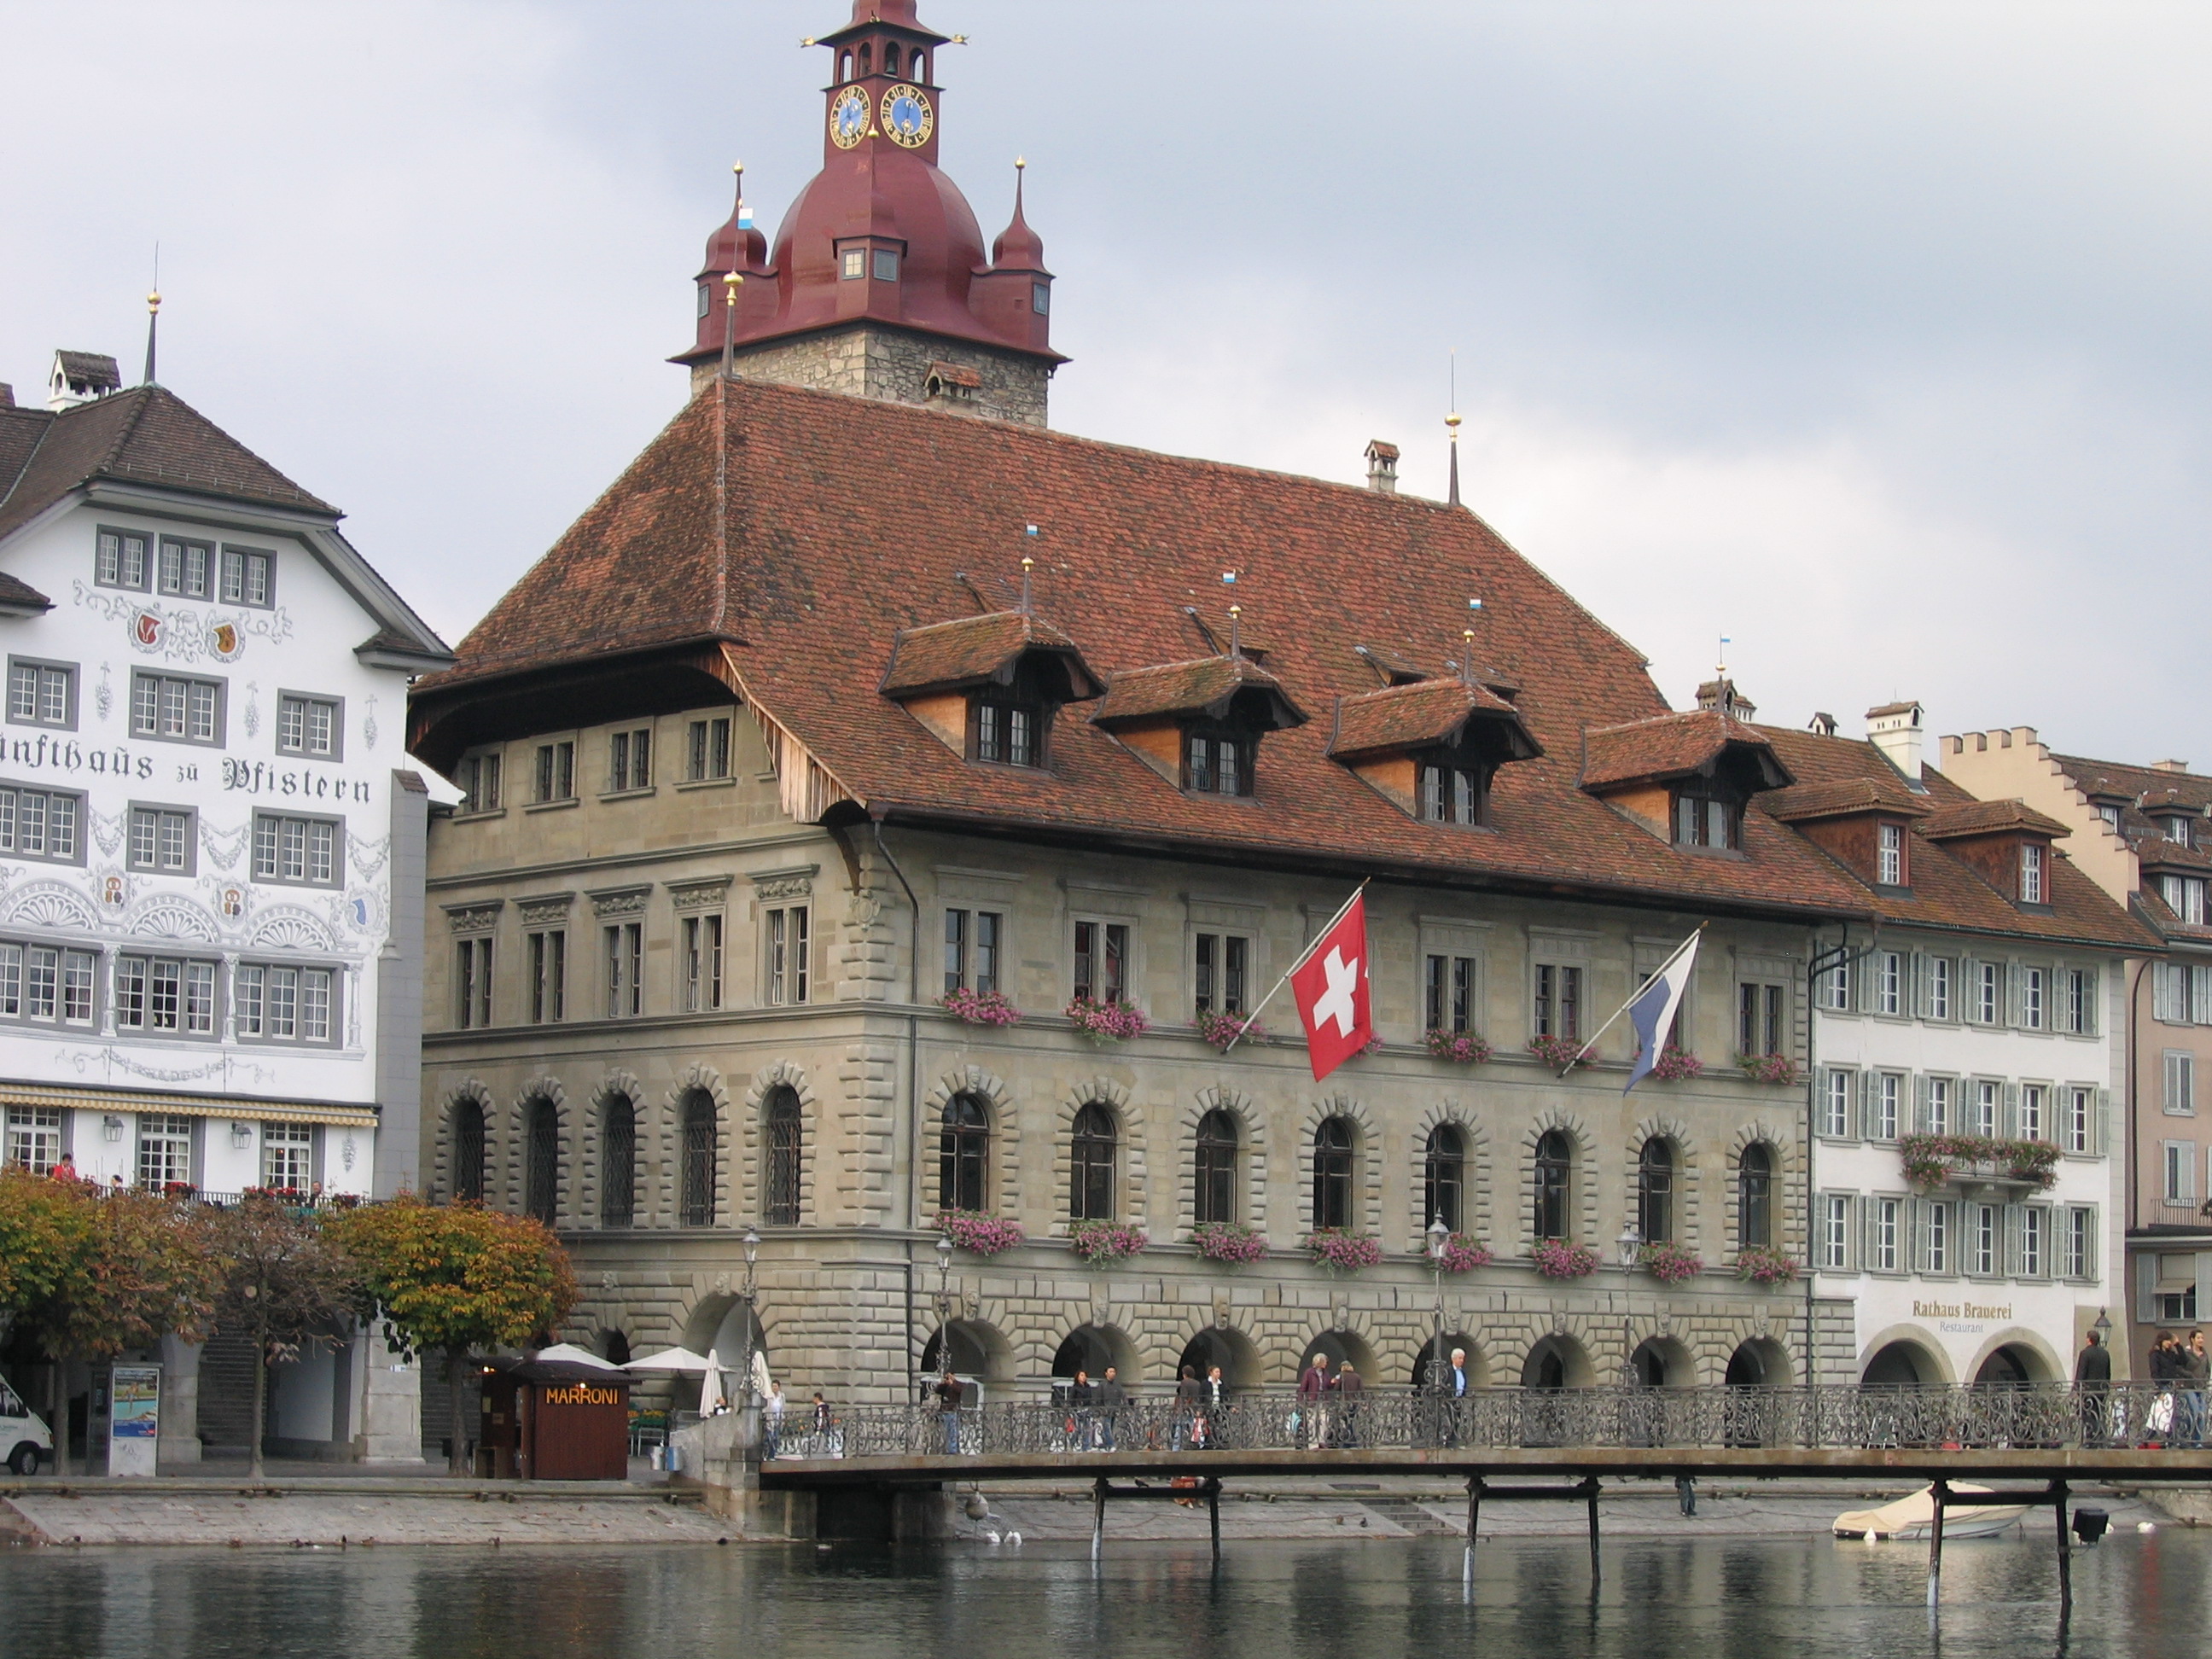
[1622, 931, 1703, 1094]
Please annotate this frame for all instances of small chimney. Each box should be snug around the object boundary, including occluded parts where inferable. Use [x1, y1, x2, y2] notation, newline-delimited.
[2152, 759, 2192, 774]
[1867, 700, 1925, 783]
[46, 351, 120, 412]
[1695, 677, 1757, 721]
[0, 383, 13, 409]
[1364, 439, 1400, 494]
[1808, 712, 1837, 737]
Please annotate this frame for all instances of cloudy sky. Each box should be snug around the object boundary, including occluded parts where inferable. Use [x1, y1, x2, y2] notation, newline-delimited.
[4, 2, 2204, 765]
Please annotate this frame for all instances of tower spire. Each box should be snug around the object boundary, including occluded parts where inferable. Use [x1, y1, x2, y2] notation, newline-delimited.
[1445, 351, 1462, 509]
[142, 287, 161, 387]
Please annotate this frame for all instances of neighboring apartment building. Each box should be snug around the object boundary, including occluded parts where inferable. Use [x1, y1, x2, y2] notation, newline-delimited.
[0, 349, 450, 1464]
[1943, 728, 2212, 1379]
[402, 1, 2142, 1415]
[1753, 703, 2141, 1387]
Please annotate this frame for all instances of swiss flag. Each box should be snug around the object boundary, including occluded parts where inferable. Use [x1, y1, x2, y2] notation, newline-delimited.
[1290, 893, 1372, 1081]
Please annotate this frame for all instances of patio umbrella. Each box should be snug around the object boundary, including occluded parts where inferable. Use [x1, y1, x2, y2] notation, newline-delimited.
[533, 1343, 628, 1373]
[620, 1347, 713, 1374]
[750, 1348, 773, 1400]
[700, 1348, 728, 1415]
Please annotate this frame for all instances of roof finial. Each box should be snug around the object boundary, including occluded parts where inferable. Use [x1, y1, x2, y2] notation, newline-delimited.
[1462, 597, 1483, 686]
[1229, 603, 1243, 661]
[720, 271, 742, 379]
[1020, 554, 1033, 616]
[1445, 350, 1462, 509]
[142, 243, 160, 387]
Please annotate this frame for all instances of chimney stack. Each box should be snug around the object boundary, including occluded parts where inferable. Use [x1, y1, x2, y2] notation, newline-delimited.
[0, 383, 12, 409]
[2152, 759, 2192, 774]
[1866, 700, 1926, 783]
[46, 351, 120, 412]
[1364, 439, 1400, 494]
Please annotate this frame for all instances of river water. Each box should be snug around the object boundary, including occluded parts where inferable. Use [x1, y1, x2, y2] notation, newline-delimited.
[3, 1529, 2208, 1658]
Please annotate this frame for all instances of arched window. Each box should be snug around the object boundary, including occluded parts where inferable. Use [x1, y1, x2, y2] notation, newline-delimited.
[1534, 1130, 1571, 1240]
[1738, 1143, 1774, 1250]
[1637, 1138, 1674, 1245]
[940, 1094, 989, 1213]
[883, 43, 900, 74]
[1070, 1103, 1116, 1222]
[523, 1098, 558, 1225]
[680, 1091, 717, 1227]
[453, 1098, 486, 1202]
[838, 50, 853, 82]
[1423, 1124, 1465, 1232]
[910, 50, 926, 80]
[857, 43, 871, 75]
[1194, 1109, 1238, 1225]
[1313, 1116, 1355, 1231]
[764, 1087, 802, 1226]
[601, 1097, 635, 1229]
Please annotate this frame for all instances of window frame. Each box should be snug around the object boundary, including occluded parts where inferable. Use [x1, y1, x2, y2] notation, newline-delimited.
[533, 739, 578, 805]
[1072, 917, 1129, 1005]
[764, 904, 811, 1006]
[1428, 953, 1477, 1035]
[157, 535, 215, 600]
[526, 928, 568, 1024]
[1532, 961, 1584, 1042]
[250, 809, 342, 888]
[1193, 931, 1250, 1018]
[6, 657, 78, 731]
[604, 922, 643, 1019]
[113, 951, 219, 1039]
[1182, 722, 1259, 797]
[125, 801, 197, 876]
[684, 716, 734, 783]
[1533, 1129, 1573, 1241]
[128, 669, 225, 748]
[274, 691, 344, 762]
[455, 935, 493, 1030]
[457, 750, 504, 816]
[1069, 1101, 1118, 1223]
[1670, 787, 1743, 851]
[1194, 1109, 1240, 1225]
[943, 907, 1004, 997]
[94, 525, 152, 592]
[606, 725, 654, 795]
[680, 911, 725, 1013]
[218, 544, 276, 608]
[235, 958, 340, 1046]
[969, 694, 1048, 768]
[0, 781, 88, 866]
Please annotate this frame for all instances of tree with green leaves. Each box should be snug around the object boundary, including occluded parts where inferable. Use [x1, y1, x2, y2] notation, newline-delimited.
[330, 1196, 579, 1475]
[200, 1194, 358, 1479]
[7, 1180, 220, 1476]
[0, 1167, 93, 1342]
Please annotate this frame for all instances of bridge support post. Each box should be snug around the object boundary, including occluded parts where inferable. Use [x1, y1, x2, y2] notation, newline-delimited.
[1464, 1476, 1482, 1594]
[2052, 1480, 2071, 1610]
[1926, 1481, 1948, 1611]
[1582, 1476, 1601, 1592]
[1091, 1477, 1106, 1563]
[1206, 1477, 1221, 1569]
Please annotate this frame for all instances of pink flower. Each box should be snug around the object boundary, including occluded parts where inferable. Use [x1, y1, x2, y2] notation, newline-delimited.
[1423, 1029, 1494, 1065]
[940, 987, 1022, 1027]
[1304, 1228, 1384, 1271]
[1196, 1012, 1266, 1051]
[1432, 1233, 1493, 1273]
[1639, 1241, 1704, 1282]
[1066, 997, 1150, 1043]
[1532, 1238, 1600, 1279]
[935, 1209, 1026, 1256]
[1737, 1053, 1803, 1086]
[1644, 1045, 1703, 1082]
[1069, 1221, 1149, 1264]
[1192, 1222, 1269, 1264]
[1527, 1035, 1592, 1072]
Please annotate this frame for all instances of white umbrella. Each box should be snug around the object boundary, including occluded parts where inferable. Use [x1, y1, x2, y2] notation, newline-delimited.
[621, 1347, 713, 1374]
[533, 1343, 628, 1373]
[750, 1348, 773, 1400]
[700, 1347, 728, 1415]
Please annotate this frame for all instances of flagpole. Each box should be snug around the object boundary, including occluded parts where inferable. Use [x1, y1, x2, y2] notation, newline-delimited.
[1558, 922, 1706, 1077]
[1218, 879, 1370, 1056]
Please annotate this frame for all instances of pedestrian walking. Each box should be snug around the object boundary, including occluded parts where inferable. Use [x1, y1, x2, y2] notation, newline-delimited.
[1199, 1365, 1225, 1450]
[935, 1368, 964, 1455]
[1676, 1476, 1697, 1516]
[2184, 1331, 2210, 1448]
[763, 1381, 786, 1459]
[1336, 1361, 1365, 1447]
[1443, 1346, 1469, 1448]
[1173, 1365, 1202, 1451]
[1296, 1353, 1331, 1450]
[2075, 1327, 2111, 1447]
[1097, 1366, 1127, 1451]
[1067, 1369, 1095, 1451]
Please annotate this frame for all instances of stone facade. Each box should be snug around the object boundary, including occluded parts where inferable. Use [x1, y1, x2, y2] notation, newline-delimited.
[423, 701, 1854, 1405]
[690, 324, 1051, 428]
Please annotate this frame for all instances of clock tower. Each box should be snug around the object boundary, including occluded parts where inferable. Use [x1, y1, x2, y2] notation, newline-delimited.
[674, 0, 1064, 426]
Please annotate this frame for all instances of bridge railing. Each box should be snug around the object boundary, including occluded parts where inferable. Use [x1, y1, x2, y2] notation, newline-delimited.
[817, 1382, 2199, 1459]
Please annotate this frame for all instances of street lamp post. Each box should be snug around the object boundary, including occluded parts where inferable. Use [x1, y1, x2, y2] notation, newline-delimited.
[739, 1225, 760, 1411]
[1616, 1223, 1641, 1387]
[1426, 1215, 1452, 1392]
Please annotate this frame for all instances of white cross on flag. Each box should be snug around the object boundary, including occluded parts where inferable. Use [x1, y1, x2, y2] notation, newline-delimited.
[1289, 892, 1372, 1081]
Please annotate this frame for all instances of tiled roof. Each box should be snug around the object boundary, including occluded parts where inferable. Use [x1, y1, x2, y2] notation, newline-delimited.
[412, 376, 1965, 919]
[1580, 708, 1789, 791]
[1922, 798, 2072, 841]
[0, 570, 53, 612]
[0, 386, 335, 544]
[1328, 678, 1537, 762]
[1762, 775, 1930, 823]
[1753, 725, 2149, 948]
[1092, 655, 1304, 728]
[879, 610, 1099, 698]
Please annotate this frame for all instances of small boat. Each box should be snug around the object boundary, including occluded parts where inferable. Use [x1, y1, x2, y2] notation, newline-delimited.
[1833, 1484, 2029, 1541]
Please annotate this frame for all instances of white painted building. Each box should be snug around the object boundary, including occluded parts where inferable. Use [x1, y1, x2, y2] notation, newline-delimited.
[1761, 702, 2139, 1386]
[0, 352, 450, 1464]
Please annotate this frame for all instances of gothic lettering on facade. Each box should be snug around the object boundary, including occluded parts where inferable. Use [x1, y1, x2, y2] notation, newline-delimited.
[220, 758, 374, 803]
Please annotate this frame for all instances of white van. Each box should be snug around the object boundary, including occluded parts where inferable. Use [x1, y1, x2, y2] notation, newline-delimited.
[0, 1377, 51, 1476]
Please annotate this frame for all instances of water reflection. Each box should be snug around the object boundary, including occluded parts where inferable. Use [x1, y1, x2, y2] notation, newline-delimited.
[2, 1529, 2208, 1659]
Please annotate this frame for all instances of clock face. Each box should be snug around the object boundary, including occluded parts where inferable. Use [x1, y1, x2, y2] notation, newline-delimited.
[829, 85, 870, 149]
[880, 84, 934, 148]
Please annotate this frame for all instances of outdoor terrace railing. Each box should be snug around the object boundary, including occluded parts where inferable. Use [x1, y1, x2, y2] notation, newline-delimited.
[805, 1382, 2206, 1461]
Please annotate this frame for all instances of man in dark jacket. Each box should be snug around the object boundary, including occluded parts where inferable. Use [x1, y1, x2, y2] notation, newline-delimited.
[1336, 1361, 1365, 1447]
[1097, 1366, 1127, 1451]
[2176, 1330, 2209, 1447]
[2075, 1330, 2112, 1446]
[935, 1369, 964, 1455]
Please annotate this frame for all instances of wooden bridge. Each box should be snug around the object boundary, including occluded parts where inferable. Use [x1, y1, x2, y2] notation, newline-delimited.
[755, 1382, 2212, 1609]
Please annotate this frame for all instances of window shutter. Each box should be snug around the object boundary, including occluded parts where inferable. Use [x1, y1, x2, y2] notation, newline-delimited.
[1914, 952, 1932, 1018]
[2157, 962, 2181, 1024]
[1912, 1073, 1930, 1134]
[2002, 1082, 2019, 1140]
[1961, 956, 1981, 1020]
[2192, 965, 2212, 1027]
[1858, 1194, 1877, 1271]
[2097, 1087, 2111, 1157]
[2005, 960, 2022, 1027]
[1860, 1068, 1876, 1139]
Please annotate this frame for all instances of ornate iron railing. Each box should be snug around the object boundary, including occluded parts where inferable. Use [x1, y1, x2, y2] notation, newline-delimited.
[797, 1383, 2207, 1460]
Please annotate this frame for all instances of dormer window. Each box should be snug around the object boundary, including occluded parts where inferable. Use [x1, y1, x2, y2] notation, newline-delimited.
[2020, 841, 2046, 904]
[2098, 803, 2122, 830]
[1673, 789, 1741, 850]
[1417, 759, 1487, 825]
[2162, 874, 2208, 925]
[1185, 725, 1254, 795]
[2164, 814, 2195, 845]
[1877, 821, 1906, 886]
[873, 248, 900, 282]
[972, 695, 1043, 767]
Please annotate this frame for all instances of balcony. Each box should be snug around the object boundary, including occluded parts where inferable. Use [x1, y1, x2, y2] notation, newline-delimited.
[1899, 1134, 2060, 1202]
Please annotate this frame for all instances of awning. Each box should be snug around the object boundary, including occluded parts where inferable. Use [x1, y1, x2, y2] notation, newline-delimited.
[0, 1080, 380, 1129]
[622, 1347, 713, 1375]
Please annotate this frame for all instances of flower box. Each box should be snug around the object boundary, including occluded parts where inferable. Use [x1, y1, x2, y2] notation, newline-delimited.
[941, 987, 1021, 1027]
[1532, 1238, 1600, 1278]
[1639, 1241, 1704, 1282]
[1431, 1232, 1492, 1273]
[1737, 1053, 1804, 1087]
[1644, 1045, 1703, 1083]
[935, 1209, 1026, 1255]
[1735, 1245, 1802, 1286]
[1192, 1222, 1269, 1265]
[1305, 1228, 1384, 1272]
[1196, 1012, 1266, 1051]
[1898, 1134, 2059, 1193]
[1066, 997, 1150, 1044]
[1069, 1221, 1148, 1264]
[1527, 1035, 1592, 1072]
[1423, 1029, 1494, 1065]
